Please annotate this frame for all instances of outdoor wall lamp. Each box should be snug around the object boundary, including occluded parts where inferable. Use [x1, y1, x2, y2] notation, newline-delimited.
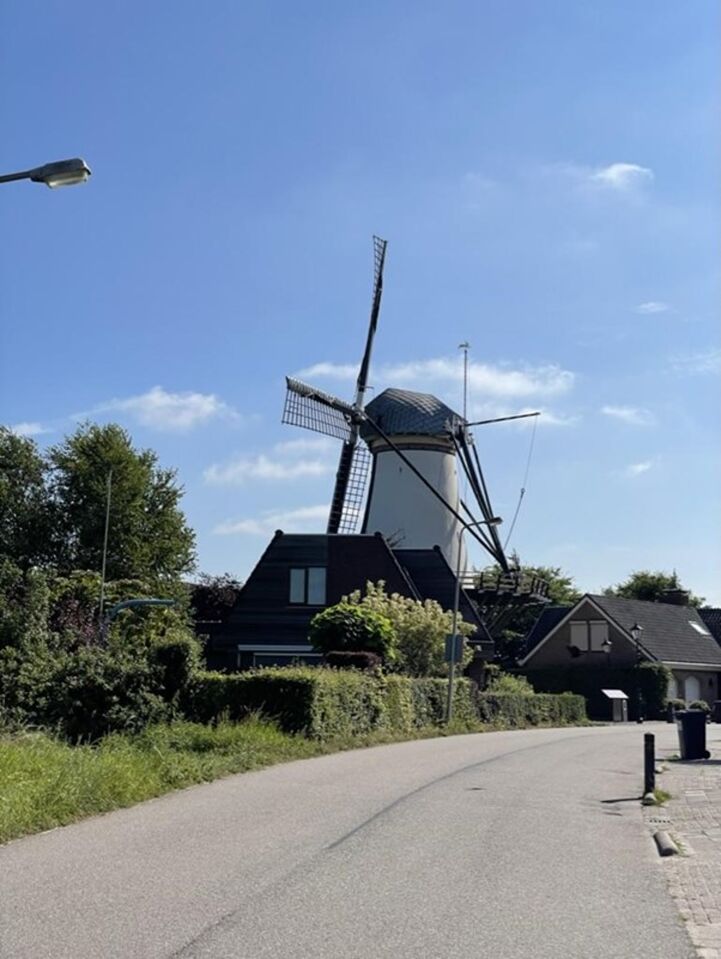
[0, 157, 91, 188]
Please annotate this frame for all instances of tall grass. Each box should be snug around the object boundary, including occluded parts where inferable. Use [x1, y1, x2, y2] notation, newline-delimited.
[0, 719, 322, 845]
[0, 716, 485, 845]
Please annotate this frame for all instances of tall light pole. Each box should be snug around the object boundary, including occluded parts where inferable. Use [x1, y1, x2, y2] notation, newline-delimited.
[446, 515, 503, 723]
[98, 469, 113, 624]
[458, 342, 470, 421]
[0, 158, 91, 188]
[630, 622, 645, 724]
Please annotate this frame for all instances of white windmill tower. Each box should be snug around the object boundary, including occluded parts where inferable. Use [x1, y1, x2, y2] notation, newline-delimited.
[282, 236, 517, 577]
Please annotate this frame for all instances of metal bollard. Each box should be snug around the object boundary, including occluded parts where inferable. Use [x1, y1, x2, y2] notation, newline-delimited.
[644, 733, 655, 795]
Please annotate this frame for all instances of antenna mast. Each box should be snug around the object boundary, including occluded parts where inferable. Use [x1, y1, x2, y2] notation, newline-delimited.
[458, 342, 470, 421]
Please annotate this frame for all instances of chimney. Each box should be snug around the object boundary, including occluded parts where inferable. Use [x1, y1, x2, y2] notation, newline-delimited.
[661, 588, 690, 607]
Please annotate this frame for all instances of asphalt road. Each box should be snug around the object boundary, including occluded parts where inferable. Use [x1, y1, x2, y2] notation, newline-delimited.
[0, 724, 694, 959]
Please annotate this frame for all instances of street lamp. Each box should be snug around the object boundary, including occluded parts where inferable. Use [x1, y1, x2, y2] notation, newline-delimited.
[446, 515, 503, 723]
[0, 157, 91, 189]
[630, 622, 645, 724]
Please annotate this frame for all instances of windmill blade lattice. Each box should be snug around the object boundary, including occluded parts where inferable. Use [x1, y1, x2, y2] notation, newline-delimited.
[282, 377, 355, 442]
[336, 441, 372, 534]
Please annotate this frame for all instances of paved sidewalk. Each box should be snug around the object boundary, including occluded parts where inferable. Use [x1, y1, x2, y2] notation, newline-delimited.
[644, 724, 721, 959]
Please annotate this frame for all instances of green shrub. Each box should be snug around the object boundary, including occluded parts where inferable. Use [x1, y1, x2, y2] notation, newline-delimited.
[688, 699, 710, 714]
[477, 692, 586, 727]
[309, 604, 396, 661]
[667, 698, 686, 712]
[149, 630, 201, 701]
[485, 670, 534, 695]
[186, 668, 476, 737]
[342, 581, 473, 677]
[523, 662, 669, 720]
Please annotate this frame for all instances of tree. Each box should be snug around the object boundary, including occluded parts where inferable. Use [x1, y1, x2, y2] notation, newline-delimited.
[604, 570, 704, 607]
[48, 423, 196, 581]
[478, 563, 583, 668]
[190, 573, 243, 622]
[0, 428, 54, 568]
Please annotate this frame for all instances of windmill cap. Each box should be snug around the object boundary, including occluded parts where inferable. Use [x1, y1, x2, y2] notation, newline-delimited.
[361, 388, 464, 438]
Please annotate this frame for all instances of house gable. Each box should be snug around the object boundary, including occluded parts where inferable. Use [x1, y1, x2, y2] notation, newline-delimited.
[519, 596, 648, 668]
[520, 593, 721, 670]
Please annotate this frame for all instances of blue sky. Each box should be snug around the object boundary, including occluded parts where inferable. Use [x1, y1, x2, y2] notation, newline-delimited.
[2, 1, 719, 602]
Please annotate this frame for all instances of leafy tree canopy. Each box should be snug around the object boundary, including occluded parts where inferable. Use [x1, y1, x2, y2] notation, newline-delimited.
[0, 428, 54, 568]
[603, 570, 704, 607]
[48, 423, 196, 582]
[477, 562, 582, 669]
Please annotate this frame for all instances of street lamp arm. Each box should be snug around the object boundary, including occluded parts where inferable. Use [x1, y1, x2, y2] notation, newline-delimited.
[0, 158, 91, 188]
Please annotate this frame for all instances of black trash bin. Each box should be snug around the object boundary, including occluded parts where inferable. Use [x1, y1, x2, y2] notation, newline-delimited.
[712, 701, 721, 724]
[676, 710, 710, 760]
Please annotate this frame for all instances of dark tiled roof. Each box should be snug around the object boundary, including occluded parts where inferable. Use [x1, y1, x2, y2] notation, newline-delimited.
[588, 595, 721, 665]
[522, 595, 721, 667]
[699, 608, 721, 645]
[362, 388, 463, 438]
[523, 606, 570, 656]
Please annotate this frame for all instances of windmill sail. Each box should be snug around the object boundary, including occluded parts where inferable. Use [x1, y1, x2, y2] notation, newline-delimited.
[327, 236, 387, 533]
[336, 441, 372, 534]
[282, 377, 355, 441]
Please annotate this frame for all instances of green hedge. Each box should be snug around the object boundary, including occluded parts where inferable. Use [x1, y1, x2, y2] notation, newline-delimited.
[184, 668, 584, 738]
[477, 692, 586, 727]
[523, 663, 669, 720]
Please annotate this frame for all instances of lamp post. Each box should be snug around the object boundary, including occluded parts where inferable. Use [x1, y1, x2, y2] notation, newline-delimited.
[446, 515, 503, 723]
[630, 622, 645, 723]
[0, 158, 91, 188]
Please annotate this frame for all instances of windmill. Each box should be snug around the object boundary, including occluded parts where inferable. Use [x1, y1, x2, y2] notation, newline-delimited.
[282, 236, 525, 581]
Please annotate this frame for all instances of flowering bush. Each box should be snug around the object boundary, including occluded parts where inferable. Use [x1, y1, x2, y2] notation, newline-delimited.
[342, 581, 474, 678]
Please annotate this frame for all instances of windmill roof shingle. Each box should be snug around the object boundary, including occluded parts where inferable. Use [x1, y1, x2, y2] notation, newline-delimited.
[362, 388, 463, 438]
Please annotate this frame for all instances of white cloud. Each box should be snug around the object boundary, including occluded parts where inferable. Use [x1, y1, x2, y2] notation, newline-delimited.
[297, 356, 575, 400]
[214, 504, 330, 536]
[672, 347, 721, 376]
[273, 437, 335, 454]
[589, 163, 653, 190]
[297, 362, 358, 380]
[634, 301, 670, 315]
[601, 405, 655, 427]
[9, 422, 50, 437]
[204, 454, 332, 486]
[87, 386, 239, 432]
[625, 461, 654, 477]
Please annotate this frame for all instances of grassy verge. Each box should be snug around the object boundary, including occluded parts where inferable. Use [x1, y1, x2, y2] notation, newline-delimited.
[0, 716, 485, 845]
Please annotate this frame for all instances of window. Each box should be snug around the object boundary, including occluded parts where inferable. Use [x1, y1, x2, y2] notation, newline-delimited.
[589, 621, 609, 651]
[689, 621, 711, 636]
[570, 620, 609, 653]
[288, 567, 326, 605]
[570, 621, 587, 652]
